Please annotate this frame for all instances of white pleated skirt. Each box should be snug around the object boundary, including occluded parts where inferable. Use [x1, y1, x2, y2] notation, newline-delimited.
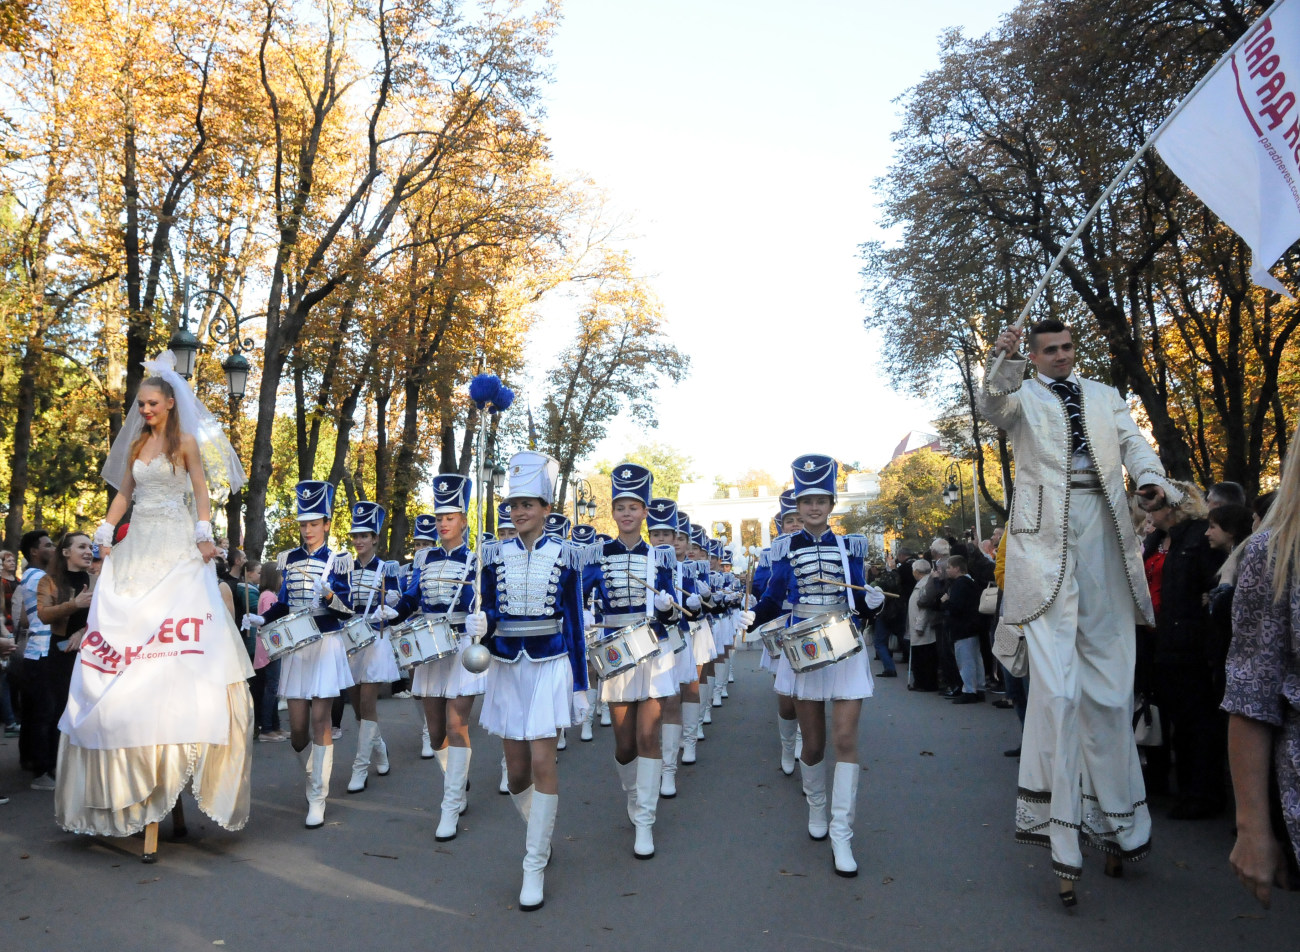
[671, 634, 697, 684]
[279, 634, 355, 699]
[348, 632, 401, 685]
[776, 649, 874, 701]
[600, 648, 679, 703]
[692, 620, 717, 665]
[712, 615, 733, 653]
[412, 635, 486, 698]
[480, 654, 573, 740]
[760, 646, 780, 674]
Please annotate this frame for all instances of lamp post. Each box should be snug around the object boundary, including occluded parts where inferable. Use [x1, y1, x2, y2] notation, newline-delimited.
[943, 461, 968, 535]
[571, 477, 595, 525]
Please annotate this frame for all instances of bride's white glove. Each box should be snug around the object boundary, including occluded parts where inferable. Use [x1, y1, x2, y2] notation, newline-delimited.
[93, 521, 115, 547]
[465, 612, 488, 639]
[653, 591, 674, 612]
[686, 593, 702, 610]
[194, 520, 214, 544]
[241, 613, 265, 630]
[572, 690, 591, 720]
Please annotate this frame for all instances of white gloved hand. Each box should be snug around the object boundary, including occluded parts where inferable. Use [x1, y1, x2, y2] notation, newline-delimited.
[740, 610, 756, 629]
[465, 612, 488, 639]
[372, 605, 399, 622]
[653, 591, 674, 612]
[241, 613, 265, 630]
[194, 519, 214, 544]
[93, 521, 115, 547]
[686, 594, 702, 610]
[583, 609, 597, 629]
[384, 589, 400, 607]
[572, 690, 591, 720]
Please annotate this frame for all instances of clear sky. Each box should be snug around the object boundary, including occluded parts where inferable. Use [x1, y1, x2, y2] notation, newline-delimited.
[531, 0, 1019, 484]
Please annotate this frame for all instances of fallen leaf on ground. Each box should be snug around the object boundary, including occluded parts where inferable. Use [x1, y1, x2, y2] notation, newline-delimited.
[778, 869, 808, 877]
[20, 853, 29, 859]
[882, 876, 894, 884]
[137, 877, 160, 885]
[919, 751, 934, 756]
[363, 852, 398, 860]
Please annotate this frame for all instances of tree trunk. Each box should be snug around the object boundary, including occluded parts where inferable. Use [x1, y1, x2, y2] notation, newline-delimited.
[386, 379, 422, 562]
[4, 340, 40, 551]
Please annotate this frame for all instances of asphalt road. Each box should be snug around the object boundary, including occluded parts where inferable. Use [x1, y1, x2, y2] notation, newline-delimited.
[2, 646, 1296, 952]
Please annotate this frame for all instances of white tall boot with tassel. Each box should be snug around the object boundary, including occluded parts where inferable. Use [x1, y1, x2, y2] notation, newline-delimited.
[306, 744, 333, 829]
[436, 745, 472, 841]
[829, 761, 859, 877]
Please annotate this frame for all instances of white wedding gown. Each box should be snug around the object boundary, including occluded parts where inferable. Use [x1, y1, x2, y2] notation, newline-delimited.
[55, 455, 254, 836]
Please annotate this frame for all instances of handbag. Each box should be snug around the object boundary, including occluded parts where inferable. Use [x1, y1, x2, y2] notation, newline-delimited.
[992, 619, 1028, 678]
[978, 583, 1001, 616]
[1133, 695, 1163, 747]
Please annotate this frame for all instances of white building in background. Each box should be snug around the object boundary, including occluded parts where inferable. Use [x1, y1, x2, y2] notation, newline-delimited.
[678, 471, 881, 565]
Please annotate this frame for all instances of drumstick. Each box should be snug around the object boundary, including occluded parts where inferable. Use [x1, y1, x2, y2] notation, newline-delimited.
[629, 575, 694, 617]
[811, 576, 900, 599]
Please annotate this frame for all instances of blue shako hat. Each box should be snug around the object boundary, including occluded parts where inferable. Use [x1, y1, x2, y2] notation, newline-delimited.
[413, 514, 438, 541]
[689, 523, 707, 548]
[610, 462, 653, 505]
[433, 473, 472, 514]
[595, 533, 614, 543]
[350, 501, 386, 535]
[675, 511, 691, 535]
[791, 454, 838, 500]
[570, 524, 597, 545]
[481, 532, 496, 544]
[778, 488, 799, 516]
[544, 513, 572, 539]
[646, 497, 678, 531]
[496, 501, 514, 530]
[296, 480, 335, 522]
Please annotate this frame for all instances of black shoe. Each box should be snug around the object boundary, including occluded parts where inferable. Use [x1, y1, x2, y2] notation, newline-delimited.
[952, 693, 980, 705]
[992, 697, 1014, 709]
[878, 669, 898, 678]
[974, 691, 986, 701]
[941, 688, 962, 699]
[1003, 747, 1021, 758]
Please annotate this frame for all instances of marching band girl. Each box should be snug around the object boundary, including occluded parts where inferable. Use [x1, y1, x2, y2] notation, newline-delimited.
[409, 513, 440, 760]
[674, 511, 712, 765]
[686, 524, 719, 736]
[492, 502, 517, 793]
[648, 499, 699, 797]
[583, 464, 678, 859]
[568, 523, 600, 746]
[397, 476, 483, 840]
[468, 451, 590, 911]
[343, 502, 402, 794]
[750, 454, 883, 877]
[760, 491, 804, 775]
[254, 480, 356, 829]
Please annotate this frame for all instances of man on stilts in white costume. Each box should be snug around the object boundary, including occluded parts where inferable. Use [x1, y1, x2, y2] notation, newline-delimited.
[981, 319, 1179, 906]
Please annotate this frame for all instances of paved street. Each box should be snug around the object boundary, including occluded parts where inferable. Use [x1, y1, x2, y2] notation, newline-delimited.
[2, 647, 1296, 951]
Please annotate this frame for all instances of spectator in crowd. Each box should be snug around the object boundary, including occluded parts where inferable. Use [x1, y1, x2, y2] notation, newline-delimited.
[906, 559, 938, 692]
[920, 538, 958, 693]
[1252, 491, 1276, 532]
[1143, 482, 1227, 819]
[253, 563, 287, 741]
[15, 530, 55, 774]
[1, 550, 20, 736]
[1223, 455, 1300, 907]
[30, 532, 94, 790]
[941, 554, 983, 704]
[1205, 504, 1256, 701]
[872, 560, 902, 677]
[1207, 480, 1247, 509]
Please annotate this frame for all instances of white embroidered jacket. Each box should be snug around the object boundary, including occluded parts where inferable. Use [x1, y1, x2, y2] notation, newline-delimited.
[979, 356, 1179, 627]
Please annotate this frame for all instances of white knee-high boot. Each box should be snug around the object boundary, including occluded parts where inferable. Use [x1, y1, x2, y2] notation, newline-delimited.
[599, 700, 611, 726]
[436, 745, 472, 841]
[702, 679, 714, 721]
[615, 758, 637, 823]
[830, 761, 859, 877]
[499, 752, 509, 794]
[580, 688, 597, 741]
[801, 758, 828, 840]
[306, 744, 333, 829]
[519, 792, 558, 911]
[633, 757, 662, 859]
[778, 717, 799, 776]
[373, 723, 390, 776]
[347, 720, 376, 793]
[421, 721, 435, 759]
[660, 723, 683, 797]
[680, 702, 700, 764]
[713, 667, 726, 706]
[720, 657, 730, 697]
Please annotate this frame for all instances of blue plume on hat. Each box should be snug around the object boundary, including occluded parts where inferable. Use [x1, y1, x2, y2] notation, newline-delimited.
[494, 387, 515, 412]
[469, 373, 502, 409]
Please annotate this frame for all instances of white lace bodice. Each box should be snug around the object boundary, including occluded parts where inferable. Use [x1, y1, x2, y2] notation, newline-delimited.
[111, 455, 199, 597]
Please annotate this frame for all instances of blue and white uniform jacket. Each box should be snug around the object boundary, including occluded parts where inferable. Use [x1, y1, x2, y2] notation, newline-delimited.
[265, 543, 354, 632]
[751, 529, 881, 629]
[397, 543, 477, 633]
[582, 538, 677, 641]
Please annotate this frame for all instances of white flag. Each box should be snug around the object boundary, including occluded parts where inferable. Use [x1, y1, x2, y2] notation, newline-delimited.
[1154, 1, 1300, 295]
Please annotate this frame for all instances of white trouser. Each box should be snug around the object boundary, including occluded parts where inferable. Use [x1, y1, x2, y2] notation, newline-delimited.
[1014, 489, 1150, 878]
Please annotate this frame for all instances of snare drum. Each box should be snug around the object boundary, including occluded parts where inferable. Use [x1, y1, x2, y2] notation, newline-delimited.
[339, 614, 380, 656]
[781, 611, 863, 673]
[755, 614, 792, 656]
[659, 622, 687, 655]
[587, 622, 663, 680]
[259, 609, 323, 662]
[389, 616, 459, 668]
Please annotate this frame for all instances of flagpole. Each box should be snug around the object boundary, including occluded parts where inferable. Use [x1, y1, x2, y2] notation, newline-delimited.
[988, 7, 1277, 375]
